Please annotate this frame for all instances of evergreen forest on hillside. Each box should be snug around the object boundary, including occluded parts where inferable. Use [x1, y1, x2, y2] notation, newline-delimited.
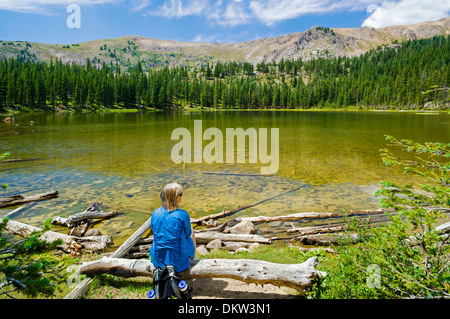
[0, 35, 448, 111]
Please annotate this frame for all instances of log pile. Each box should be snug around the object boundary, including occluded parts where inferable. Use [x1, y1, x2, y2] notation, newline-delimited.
[4, 219, 113, 255]
[1, 193, 120, 255]
[125, 209, 374, 258]
[51, 202, 119, 237]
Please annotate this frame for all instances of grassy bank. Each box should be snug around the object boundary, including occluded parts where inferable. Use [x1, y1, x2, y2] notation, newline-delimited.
[0, 244, 333, 299]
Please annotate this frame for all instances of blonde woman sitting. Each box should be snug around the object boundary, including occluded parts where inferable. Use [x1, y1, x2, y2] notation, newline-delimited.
[149, 182, 196, 273]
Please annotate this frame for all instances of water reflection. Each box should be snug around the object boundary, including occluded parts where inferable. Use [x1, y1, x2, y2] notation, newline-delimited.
[1, 110, 449, 244]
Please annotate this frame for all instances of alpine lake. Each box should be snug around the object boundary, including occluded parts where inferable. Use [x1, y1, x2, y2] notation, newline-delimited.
[1, 110, 449, 247]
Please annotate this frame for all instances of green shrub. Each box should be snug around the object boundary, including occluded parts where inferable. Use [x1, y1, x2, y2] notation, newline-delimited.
[310, 136, 450, 299]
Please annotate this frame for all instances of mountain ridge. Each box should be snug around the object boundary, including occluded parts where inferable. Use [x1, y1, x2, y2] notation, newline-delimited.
[1, 17, 449, 70]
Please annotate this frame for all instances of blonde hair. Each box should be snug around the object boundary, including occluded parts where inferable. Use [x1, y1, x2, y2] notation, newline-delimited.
[164, 182, 183, 212]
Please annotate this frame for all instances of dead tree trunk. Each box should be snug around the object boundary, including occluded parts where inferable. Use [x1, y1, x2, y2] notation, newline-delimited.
[51, 210, 119, 228]
[79, 256, 326, 293]
[233, 212, 334, 224]
[0, 191, 58, 208]
[195, 231, 271, 244]
[4, 219, 112, 254]
[294, 233, 360, 246]
[51, 203, 119, 237]
[287, 225, 348, 236]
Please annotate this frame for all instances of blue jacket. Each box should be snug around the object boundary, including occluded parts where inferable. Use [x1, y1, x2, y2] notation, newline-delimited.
[149, 207, 195, 272]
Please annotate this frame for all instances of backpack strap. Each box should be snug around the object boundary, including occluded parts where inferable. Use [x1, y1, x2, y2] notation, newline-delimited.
[152, 265, 182, 299]
[167, 265, 182, 299]
[152, 267, 164, 299]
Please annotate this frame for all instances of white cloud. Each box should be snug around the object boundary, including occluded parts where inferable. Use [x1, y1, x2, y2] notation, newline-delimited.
[2, 0, 447, 29]
[218, 0, 251, 26]
[151, 0, 208, 18]
[130, 0, 152, 12]
[148, 0, 379, 26]
[248, 0, 376, 25]
[362, 0, 450, 28]
[0, 0, 118, 14]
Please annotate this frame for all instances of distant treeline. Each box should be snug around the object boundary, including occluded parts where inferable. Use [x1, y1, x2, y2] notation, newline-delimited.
[0, 35, 448, 111]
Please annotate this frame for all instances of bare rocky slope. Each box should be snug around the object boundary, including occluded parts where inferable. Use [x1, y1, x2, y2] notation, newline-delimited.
[1, 17, 448, 69]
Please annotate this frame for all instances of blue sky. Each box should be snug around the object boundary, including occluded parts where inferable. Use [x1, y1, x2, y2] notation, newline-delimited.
[0, 0, 449, 44]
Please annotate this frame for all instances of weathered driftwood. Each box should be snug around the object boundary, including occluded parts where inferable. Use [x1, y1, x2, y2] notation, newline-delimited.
[4, 219, 112, 253]
[0, 191, 58, 208]
[69, 220, 92, 237]
[436, 222, 450, 234]
[126, 240, 258, 258]
[129, 243, 151, 254]
[332, 209, 391, 218]
[193, 231, 271, 244]
[51, 210, 119, 228]
[79, 256, 327, 293]
[191, 184, 309, 224]
[191, 206, 251, 224]
[195, 222, 228, 233]
[294, 233, 359, 246]
[221, 241, 253, 251]
[128, 231, 271, 246]
[124, 252, 149, 259]
[288, 244, 335, 254]
[64, 217, 152, 299]
[287, 224, 348, 235]
[233, 212, 334, 224]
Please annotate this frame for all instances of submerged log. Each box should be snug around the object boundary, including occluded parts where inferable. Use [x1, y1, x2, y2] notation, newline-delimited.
[4, 219, 112, 253]
[3, 202, 37, 218]
[79, 256, 327, 293]
[0, 191, 58, 208]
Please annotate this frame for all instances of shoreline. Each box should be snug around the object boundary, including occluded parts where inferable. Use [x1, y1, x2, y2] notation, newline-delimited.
[1, 105, 449, 115]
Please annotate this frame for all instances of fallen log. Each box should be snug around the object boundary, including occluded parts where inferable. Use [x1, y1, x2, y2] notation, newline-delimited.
[436, 222, 450, 234]
[287, 225, 348, 235]
[294, 233, 359, 246]
[0, 191, 58, 208]
[191, 206, 250, 224]
[126, 240, 257, 258]
[332, 209, 392, 218]
[192, 231, 271, 244]
[191, 184, 309, 224]
[79, 256, 327, 293]
[233, 212, 334, 224]
[4, 219, 112, 253]
[128, 232, 272, 245]
[288, 244, 335, 254]
[51, 210, 119, 228]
